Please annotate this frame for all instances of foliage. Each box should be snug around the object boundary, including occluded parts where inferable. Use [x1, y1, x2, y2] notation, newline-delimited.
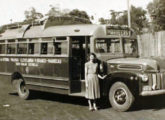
[99, 5, 148, 34]
[147, 0, 165, 31]
[24, 7, 43, 23]
[99, 18, 107, 24]
[46, 5, 70, 17]
[69, 9, 90, 21]
[129, 6, 148, 34]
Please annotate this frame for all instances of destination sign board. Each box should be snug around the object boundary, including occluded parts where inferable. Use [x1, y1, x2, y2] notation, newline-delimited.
[106, 26, 131, 37]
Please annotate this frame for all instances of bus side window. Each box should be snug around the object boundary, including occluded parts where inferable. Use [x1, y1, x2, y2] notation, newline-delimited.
[17, 43, 27, 54]
[54, 43, 61, 54]
[54, 42, 67, 55]
[41, 43, 48, 54]
[0, 44, 5, 54]
[7, 44, 16, 54]
[95, 39, 121, 54]
[28, 43, 34, 54]
[28, 43, 40, 55]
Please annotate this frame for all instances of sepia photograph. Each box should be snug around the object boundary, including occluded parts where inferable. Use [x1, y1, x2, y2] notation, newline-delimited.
[0, 0, 165, 120]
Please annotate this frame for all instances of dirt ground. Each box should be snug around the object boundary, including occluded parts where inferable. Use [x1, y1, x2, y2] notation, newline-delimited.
[1, 76, 165, 120]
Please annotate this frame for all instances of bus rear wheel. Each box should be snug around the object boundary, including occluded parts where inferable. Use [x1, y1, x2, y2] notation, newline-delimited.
[16, 79, 30, 100]
[109, 82, 134, 112]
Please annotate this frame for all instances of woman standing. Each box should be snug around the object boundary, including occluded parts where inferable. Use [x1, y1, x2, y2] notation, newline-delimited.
[85, 53, 106, 111]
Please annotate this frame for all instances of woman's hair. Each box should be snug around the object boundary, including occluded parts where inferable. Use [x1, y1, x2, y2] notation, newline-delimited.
[89, 53, 96, 58]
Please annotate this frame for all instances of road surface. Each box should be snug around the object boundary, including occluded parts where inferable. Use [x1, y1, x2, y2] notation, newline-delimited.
[0, 75, 165, 120]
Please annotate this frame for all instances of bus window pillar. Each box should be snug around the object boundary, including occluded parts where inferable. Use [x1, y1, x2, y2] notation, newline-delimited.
[27, 39, 29, 54]
[68, 37, 72, 57]
[90, 36, 95, 53]
[16, 39, 18, 54]
[120, 37, 124, 54]
[39, 38, 42, 55]
[85, 36, 89, 62]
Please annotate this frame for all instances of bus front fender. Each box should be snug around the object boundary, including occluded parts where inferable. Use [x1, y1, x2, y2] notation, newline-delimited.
[102, 72, 140, 97]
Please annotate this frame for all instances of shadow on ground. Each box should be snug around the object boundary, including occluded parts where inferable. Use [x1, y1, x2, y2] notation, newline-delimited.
[9, 90, 110, 110]
[130, 95, 165, 112]
[9, 91, 165, 111]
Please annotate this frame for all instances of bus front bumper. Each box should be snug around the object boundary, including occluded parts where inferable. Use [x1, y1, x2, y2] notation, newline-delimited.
[141, 89, 165, 96]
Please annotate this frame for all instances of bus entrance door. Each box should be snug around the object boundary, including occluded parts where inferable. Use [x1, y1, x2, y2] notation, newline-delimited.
[70, 36, 90, 95]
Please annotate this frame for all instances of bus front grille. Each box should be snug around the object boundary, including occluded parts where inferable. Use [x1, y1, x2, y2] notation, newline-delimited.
[150, 73, 165, 90]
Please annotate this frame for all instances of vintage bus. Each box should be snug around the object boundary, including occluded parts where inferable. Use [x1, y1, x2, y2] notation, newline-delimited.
[0, 17, 165, 112]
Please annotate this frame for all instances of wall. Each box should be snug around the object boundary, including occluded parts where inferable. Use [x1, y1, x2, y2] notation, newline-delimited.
[138, 31, 165, 57]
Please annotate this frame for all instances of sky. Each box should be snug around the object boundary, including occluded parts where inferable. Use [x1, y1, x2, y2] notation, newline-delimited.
[0, 0, 153, 26]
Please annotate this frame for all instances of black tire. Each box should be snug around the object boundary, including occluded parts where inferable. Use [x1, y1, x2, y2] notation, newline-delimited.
[16, 79, 30, 100]
[109, 82, 135, 112]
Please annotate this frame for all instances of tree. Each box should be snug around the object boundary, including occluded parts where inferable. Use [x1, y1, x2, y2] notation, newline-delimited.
[24, 7, 43, 23]
[69, 9, 90, 20]
[147, 0, 165, 31]
[46, 5, 62, 17]
[100, 6, 148, 34]
[130, 6, 148, 33]
[109, 10, 122, 25]
[99, 18, 106, 24]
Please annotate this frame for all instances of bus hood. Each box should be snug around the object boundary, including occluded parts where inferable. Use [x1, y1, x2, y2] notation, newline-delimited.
[107, 58, 160, 71]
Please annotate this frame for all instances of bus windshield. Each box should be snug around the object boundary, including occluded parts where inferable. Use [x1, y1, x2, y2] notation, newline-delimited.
[123, 39, 138, 56]
[94, 38, 138, 56]
[95, 38, 121, 54]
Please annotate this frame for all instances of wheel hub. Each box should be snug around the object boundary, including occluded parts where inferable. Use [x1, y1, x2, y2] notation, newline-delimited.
[114, 89, 126, 105]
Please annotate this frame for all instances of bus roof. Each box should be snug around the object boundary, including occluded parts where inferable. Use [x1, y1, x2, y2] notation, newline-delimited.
[0, 24, 136, 40]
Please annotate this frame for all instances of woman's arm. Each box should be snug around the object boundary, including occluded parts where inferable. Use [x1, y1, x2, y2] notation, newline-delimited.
[98, 74, 107, 79]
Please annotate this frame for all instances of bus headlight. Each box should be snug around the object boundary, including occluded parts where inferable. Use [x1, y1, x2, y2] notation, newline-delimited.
[140, 74, 149, 82]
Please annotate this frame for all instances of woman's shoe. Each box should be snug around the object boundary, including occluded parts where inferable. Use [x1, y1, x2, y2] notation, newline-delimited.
[93, 106, 98, 111]
[93, 103, 98, 111]
[89, 106, 93, 111]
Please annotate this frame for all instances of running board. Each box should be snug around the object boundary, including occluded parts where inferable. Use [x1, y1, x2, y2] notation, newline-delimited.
[69, 92, 85, 97]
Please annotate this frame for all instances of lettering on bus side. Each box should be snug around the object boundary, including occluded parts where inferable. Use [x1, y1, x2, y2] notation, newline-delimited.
[0, 57, 62, 67]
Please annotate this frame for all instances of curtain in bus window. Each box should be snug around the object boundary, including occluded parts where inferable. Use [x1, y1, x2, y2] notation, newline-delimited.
[95, 39, 121, 53]
[17, 43, 27, 54]
[28, 43, 40, 54]
[7, 44, 16, 54]
[48, 42, 54, 54]
[0, 44, 5, 54]
[34, 43, 40, 54]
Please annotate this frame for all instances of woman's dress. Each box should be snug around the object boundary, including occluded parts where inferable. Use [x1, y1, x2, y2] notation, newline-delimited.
[85, 62, 100, 99]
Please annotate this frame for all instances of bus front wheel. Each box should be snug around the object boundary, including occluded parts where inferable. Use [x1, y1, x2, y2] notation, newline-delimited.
[16, 79, 30, 100]
[109, 82, 134, 112]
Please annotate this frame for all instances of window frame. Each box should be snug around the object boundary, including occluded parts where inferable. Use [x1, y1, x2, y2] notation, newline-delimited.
[17, 39, 28, 55]
[53, 37, 69, 57]
[0, 37, 70, 57]
[6, 39, 17, 55]
[94, 38, 123, 54]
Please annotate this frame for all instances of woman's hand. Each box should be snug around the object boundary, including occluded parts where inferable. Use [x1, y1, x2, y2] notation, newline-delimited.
[102, 75, 107, 79]
[98, 74, 107, 79]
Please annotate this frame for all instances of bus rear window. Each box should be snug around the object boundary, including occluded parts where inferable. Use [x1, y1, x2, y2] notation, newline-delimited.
[95, 39, 121, 53]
